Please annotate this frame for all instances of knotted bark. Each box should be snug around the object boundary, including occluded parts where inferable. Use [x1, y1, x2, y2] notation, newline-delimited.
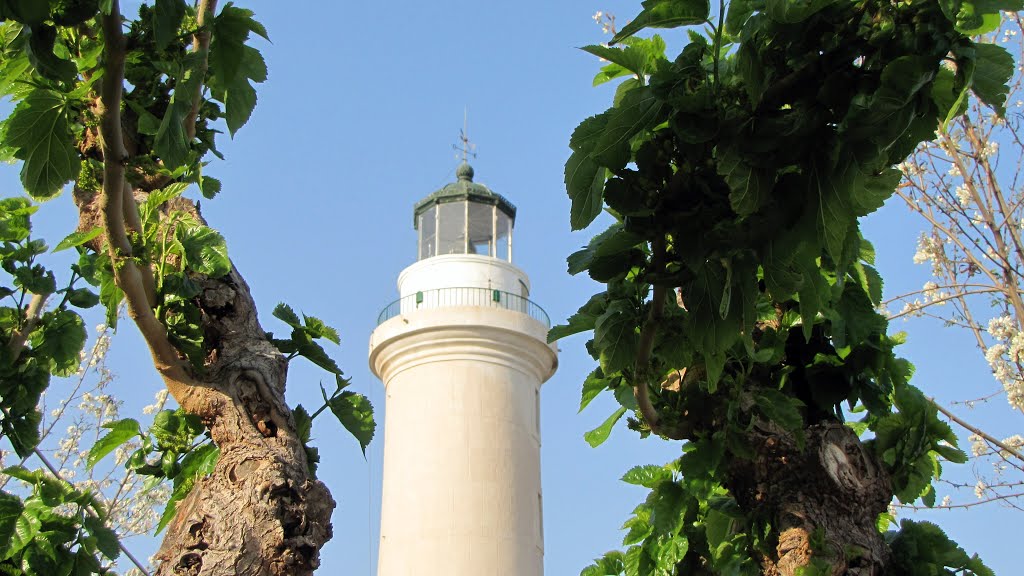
[728, 422, 892, 576]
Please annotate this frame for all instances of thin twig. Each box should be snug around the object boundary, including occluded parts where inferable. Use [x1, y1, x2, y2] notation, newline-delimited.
[0, 407, 151, 576]
[929, 397, 1024, 464]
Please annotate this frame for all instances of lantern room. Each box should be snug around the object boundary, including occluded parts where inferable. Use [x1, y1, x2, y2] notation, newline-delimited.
[414, 162, 516, 261]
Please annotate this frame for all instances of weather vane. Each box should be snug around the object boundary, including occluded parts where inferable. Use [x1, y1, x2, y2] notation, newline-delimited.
[453, 107, 477, 162]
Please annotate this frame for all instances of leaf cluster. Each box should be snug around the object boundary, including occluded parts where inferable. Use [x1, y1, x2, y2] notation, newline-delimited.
[269, 304, 376, 461]
[0, 467, 119, 576]
[559, 0, 1014, 571]
[0, 198, 116, 575]
[87, 408, 218, 535]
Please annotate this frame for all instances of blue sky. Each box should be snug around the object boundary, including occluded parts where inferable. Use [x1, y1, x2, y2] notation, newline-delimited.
[1, 1, 1019, 574]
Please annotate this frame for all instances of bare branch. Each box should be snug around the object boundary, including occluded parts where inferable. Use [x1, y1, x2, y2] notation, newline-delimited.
[6, 293, 49, 358]
[930, 397, 1024, 464]
[98, 0, 201, 409]
[184, 0, 217, 141]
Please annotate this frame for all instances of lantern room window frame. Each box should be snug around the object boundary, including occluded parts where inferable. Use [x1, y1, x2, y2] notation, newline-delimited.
[416, 201, 513, 261]
[413, 169, 516, 263]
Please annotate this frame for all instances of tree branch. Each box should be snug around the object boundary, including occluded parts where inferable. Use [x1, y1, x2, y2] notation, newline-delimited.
[634, 237, 667, 434]
[184, 0, 217, 141]
[929, 397, 1024, 464]
[121, 181, 157, 306]
[98, 0, 200, 409]
[6, 293, 48, 358]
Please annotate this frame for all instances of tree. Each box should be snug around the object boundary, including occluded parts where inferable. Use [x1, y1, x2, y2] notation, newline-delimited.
[557, 0, 1015, 573]
[889, 14, 1024, 510]
[0, 2, 372, 575]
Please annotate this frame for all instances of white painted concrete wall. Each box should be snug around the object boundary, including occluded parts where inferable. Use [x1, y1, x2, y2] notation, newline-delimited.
[369, 306, 557, 576]
[398, 254, 531, 297]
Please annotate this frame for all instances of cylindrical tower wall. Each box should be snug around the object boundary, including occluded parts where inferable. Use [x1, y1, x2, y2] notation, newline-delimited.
[398, 254, 531, 297]
[370, 307, 556, 576]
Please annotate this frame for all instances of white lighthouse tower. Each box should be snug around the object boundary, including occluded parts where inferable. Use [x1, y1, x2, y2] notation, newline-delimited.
[369, 161, 558, 576]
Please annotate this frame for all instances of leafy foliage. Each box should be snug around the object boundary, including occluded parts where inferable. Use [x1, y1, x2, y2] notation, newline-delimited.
[0, 197, 114, 574]
[560, 0, 1011, 572]
[270, 304, 377, 458]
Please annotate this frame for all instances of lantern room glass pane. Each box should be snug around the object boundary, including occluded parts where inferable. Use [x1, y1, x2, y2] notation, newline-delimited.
[419, 206, 436, 260]
[495, 212, 511, 261]
[437, 201, 467, 255]
[468, 203, 494, 256]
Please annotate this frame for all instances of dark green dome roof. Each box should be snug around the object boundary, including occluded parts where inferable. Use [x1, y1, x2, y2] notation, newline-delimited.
[413, 162, 517, 228]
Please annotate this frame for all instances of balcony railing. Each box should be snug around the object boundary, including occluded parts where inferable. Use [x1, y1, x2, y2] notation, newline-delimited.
[376, 287, 550, 328]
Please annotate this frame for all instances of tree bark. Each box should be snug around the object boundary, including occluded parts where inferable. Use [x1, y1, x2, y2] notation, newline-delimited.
[85, 3, 336, 574]
[74, 191, 335, 576]
[152, 259, 335, 576]
[727, 422, 892, 576]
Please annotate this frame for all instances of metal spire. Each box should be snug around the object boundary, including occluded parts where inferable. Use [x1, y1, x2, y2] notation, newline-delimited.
[453, 107, 477, 163]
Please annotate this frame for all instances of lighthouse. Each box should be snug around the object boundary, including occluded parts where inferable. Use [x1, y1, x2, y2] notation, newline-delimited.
[369, 161, 558, 576]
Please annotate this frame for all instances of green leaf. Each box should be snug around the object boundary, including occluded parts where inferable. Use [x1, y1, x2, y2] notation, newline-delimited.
[53, 227, 101, 252]
[326, 390, 375, 455]
[726, 0, 762, 34]
[580, 368, 612, 413]
[650, 481, 684, 533]
[565, 151, 606, 231]
[0, 197, 36, 242]
[0, 493, 25, 560]
[87, 419, 141, 469]
[852, 262, 883, 306]
[718, 147, 772, 217]
[550, 292, 608, 342]
[584, 406, 627, 448]
[98, 270, 123, 329]
[581, 36, 666, 79]
[594, 87, 664, 169]
[154, 54, 203, 169]
[153, 0, 187, 50]
[200, 175, 222, 199]
[594, 300, 640, 374]
[570, 113, 610, 152]
[302, 314, 340, 344]
[704, 508, 735, 551]
[765, 0, 838, 23]
[971, 42, 1014, 116]
[296, 338, 343, 374]
[223, 78, 258, 136]
[753, 389, 804, 432]
[621, 464, 672, 488]
[293, 404, 313, 443]
[177, 443, 219, 481]
[25, 24, 78, 84]
[209, 6, 268, 135]
[810, 155, 853, 264]
[2, 89, 81, 199]
[658, 535, 689, 570]
[612, 0, 711, 43]
[64, 287, 98, 310]
[832, 283, 887, 348]
[30, 310, 86, 377]
[850, 168, 901, 218]
[273, 303, 302, 328]
[6, 503, 41, 560]
[934, 444, 968, 464]
[176, 223, 230, 277]
[7, 409, 42, 458]
[82, 516, 119, 561]
[144, 183, 190, 214]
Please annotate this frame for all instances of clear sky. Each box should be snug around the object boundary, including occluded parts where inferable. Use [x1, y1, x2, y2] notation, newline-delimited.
[1, 1, 1018, 574]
